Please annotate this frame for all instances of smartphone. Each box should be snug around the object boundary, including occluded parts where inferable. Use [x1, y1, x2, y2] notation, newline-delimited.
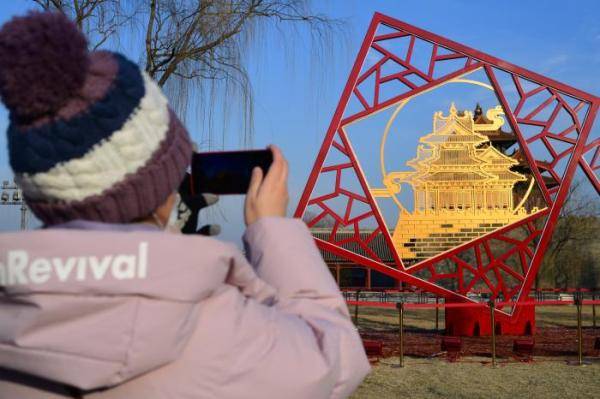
[186, 149, 273, 195]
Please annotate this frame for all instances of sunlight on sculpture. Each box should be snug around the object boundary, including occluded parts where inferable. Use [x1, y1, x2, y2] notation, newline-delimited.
[372, 103, 545, 262]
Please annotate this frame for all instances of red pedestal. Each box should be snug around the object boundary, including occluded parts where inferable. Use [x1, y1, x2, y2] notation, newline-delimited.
[444, 300, 535, 336]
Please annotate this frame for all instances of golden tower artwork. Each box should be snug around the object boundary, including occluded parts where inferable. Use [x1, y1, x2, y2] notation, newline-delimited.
[372, 103, 542, 262]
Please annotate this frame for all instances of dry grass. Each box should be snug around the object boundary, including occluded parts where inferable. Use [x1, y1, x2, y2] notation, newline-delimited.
[354, 306, 443, 331]
[350, 357, 600, 399]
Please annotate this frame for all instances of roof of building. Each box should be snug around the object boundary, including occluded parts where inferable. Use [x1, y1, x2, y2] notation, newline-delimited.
[310, 229, 396, 264]
[511, 148, 559, 188]
[471, 104, 517, 149]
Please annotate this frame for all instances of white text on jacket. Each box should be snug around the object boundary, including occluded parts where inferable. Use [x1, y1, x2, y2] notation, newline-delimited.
[0, 242, 148, 286]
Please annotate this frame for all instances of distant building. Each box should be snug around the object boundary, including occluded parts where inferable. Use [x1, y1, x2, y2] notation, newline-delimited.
[311, 229, 399, 289]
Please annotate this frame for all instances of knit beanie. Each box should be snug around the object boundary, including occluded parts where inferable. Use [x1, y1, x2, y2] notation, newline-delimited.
[0, 11, 192, 225]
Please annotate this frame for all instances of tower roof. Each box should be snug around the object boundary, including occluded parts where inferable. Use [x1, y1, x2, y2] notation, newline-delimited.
[471, 104, 517, 150]
[477, 146, 519, 166]
[420, 103, 489, 146]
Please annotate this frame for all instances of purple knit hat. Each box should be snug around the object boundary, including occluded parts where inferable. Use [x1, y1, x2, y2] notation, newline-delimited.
[0, 12, 192, 225]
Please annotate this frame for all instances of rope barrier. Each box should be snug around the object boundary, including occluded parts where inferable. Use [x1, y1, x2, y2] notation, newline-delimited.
[341, 288, 596, 293]
[346, 299, 600, 309]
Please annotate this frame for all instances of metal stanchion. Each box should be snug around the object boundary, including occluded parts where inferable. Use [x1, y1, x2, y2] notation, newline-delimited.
[577, 297, 583, 366]
[593, 294, 597, 328]
[489, 300, 497, 368]
[395, 301, 404, 368]
[354, 290, 360, 325]
[435, 297, 439, 331]
[569, 296, 591, 366]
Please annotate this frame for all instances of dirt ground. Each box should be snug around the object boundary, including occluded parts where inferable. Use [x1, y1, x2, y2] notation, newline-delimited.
[350, 305, 600, 398]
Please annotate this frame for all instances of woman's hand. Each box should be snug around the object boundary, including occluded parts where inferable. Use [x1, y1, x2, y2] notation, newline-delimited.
[244, 145, 289, 226]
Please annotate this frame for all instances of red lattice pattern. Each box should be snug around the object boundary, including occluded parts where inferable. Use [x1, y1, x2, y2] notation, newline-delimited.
[579, 130, 600, 193]
[305, 131, 397, 265]
[296, 13, 600, 314]
[486, 66, 592, 202]
[343, 30, 481, 126]
[408, 210, 548, 305]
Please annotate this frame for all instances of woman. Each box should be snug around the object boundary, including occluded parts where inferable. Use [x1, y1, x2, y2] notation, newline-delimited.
[0, 11, 369, 399]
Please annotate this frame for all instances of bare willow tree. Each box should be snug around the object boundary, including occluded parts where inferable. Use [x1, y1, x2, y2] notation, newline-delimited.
[538, 179, 600, 289]
[33, 0, 341, 147]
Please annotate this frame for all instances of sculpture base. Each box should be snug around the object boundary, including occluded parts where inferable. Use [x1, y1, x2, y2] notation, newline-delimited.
[445, 299, 535, 336]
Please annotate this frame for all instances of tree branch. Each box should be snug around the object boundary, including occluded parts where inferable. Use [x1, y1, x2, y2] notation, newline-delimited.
[73, 0, 82, 29]
[145, 0, 157, 72]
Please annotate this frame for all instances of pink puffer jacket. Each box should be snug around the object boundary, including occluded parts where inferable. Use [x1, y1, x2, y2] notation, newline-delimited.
[0, 217, 369, 398]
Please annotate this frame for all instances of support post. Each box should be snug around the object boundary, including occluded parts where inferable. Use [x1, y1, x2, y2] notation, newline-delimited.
[593, 294, 596, 328]
[435, 297, 439, 331]
[489, 300, 497, 368]
[568, 296, 591, 366]
[20, 202, 27, 230]
[397, 301, 404, 368]
[354, 290, 360, 325]
[576, 297, 583, 366]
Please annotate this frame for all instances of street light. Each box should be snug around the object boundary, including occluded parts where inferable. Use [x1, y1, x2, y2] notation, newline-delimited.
[0, 179, 28, 230]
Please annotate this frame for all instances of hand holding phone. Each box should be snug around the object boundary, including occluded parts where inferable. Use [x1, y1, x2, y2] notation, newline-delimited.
[244, 146, 289, 226]
[185, 145, 288, 226]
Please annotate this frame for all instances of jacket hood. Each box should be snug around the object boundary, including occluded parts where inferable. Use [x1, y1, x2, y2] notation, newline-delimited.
[0, 228, 275, 390]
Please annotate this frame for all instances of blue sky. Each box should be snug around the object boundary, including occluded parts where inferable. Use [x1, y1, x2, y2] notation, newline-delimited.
[1, 0, 599, 244]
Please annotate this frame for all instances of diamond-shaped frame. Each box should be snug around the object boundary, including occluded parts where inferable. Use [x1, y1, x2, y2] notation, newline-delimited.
[295, 13, 599, 319]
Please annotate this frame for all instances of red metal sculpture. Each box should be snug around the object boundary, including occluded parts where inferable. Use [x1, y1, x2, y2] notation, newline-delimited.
[295, 12, 599, 336]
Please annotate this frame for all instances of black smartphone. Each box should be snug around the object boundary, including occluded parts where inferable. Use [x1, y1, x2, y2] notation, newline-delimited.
[186, 149, 273, 195]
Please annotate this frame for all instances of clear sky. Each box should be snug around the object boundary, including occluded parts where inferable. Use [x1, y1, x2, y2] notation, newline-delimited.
[1, 0, 599, 245]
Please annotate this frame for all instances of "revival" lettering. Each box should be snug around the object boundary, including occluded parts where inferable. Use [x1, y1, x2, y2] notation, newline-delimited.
[0, 242, 148, 286]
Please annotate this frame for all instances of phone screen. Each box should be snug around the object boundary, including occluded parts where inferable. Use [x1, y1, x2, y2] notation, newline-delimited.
[188, 149, 273, 194]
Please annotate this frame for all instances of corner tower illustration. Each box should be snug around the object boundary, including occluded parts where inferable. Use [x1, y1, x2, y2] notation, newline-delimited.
[371, 103, 543, 262]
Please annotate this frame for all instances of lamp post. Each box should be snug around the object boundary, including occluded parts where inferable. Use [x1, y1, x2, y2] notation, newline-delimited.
[1, 179, 28, 230]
